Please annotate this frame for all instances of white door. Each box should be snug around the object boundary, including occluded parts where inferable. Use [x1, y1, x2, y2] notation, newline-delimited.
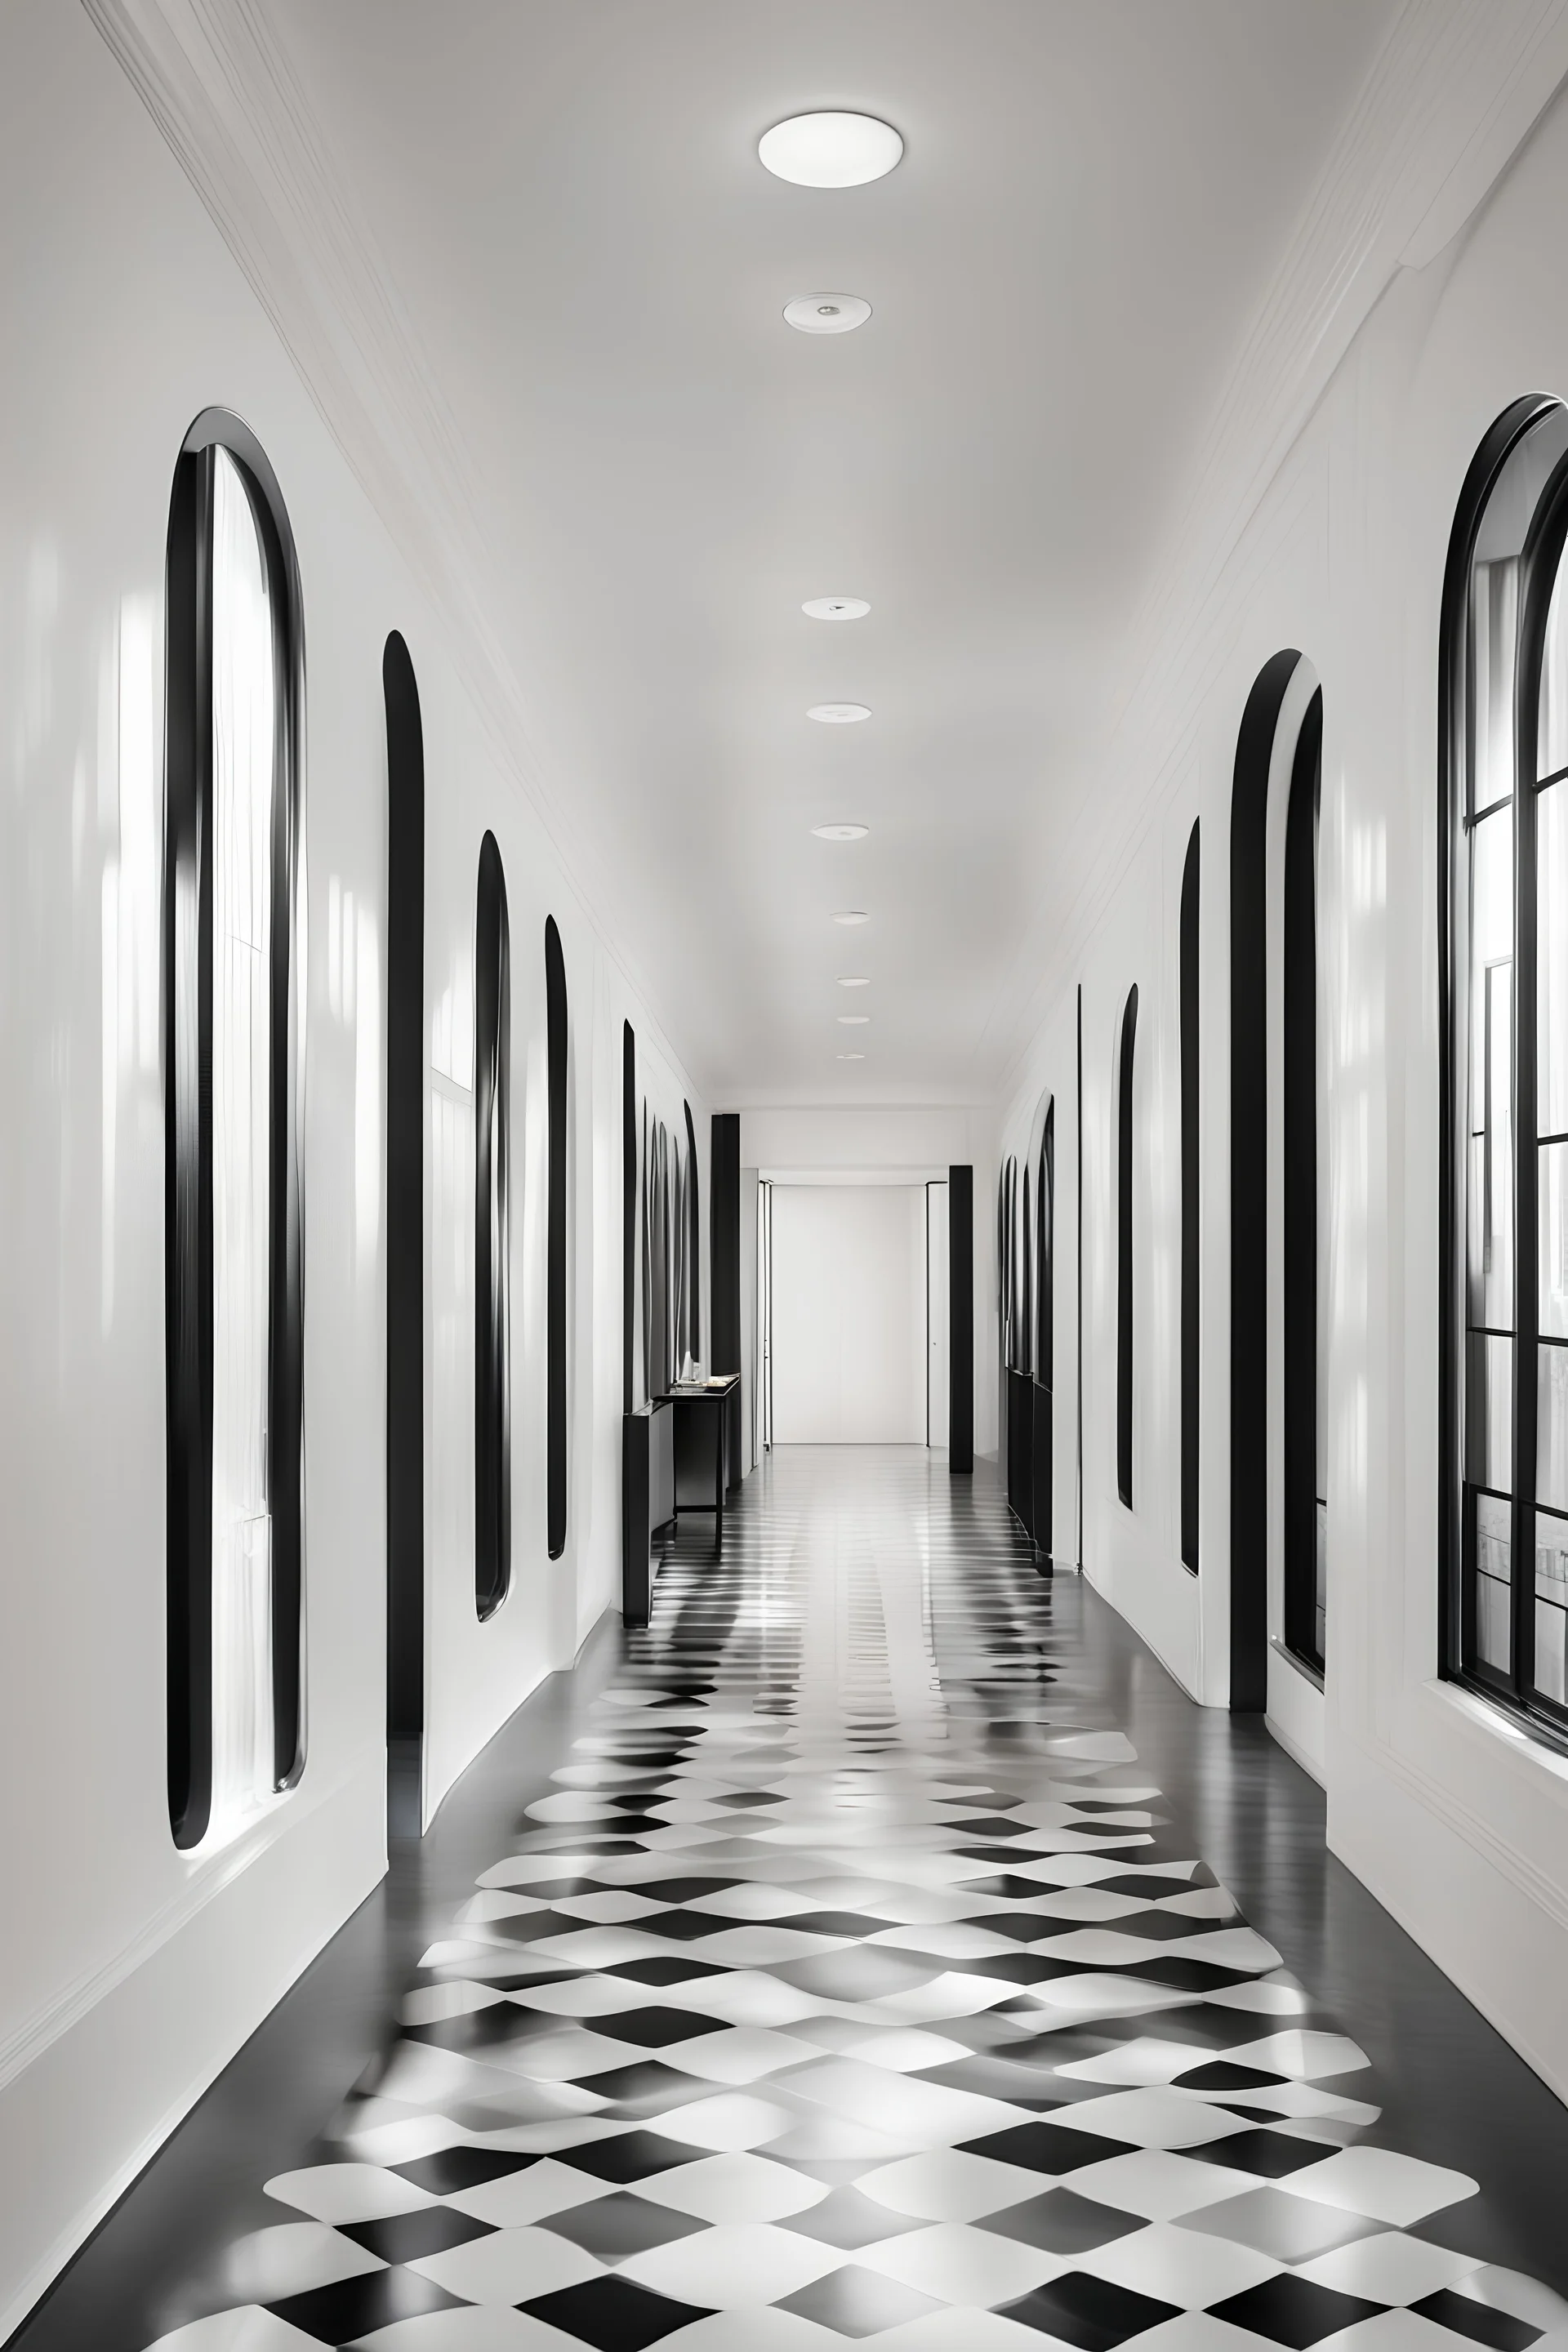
[770, 1185, 926, 1442]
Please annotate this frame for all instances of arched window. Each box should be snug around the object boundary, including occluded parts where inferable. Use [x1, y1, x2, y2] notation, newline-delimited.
[1444, 396, 1568, 1726]
[1284, 698, 1324, 1669]
[1180, 824, 1200, 1572]
[1035, 1102, 1054, 1388]
[545, 915, 568, 1560]
[165, 411, 305, 1849]
[474, 834, 511, 1620]
[1116, 987, 1138, 1508]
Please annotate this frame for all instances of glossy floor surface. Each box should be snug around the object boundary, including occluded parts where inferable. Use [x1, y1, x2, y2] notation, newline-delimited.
[17, 1450, 1568, 2352]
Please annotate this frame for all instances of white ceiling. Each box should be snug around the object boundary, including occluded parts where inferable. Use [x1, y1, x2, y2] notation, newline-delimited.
[270, 0, 1398, 1106]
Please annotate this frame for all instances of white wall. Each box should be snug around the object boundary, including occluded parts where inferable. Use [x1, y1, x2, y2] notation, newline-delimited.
[739, 1103, 999, 1456]
[994, 73, 1568, 2111]
[770, 1186, 927, 1444]
[0, 4, 706, 2333]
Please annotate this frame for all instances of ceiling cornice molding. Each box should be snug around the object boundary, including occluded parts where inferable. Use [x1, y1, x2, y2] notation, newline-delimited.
[989, 0, 1568, 1100]
[81, 0, 712, 1096]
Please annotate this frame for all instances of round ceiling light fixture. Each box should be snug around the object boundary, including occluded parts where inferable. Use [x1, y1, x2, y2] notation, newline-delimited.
[836, 974, 871, 987]
[785, 293, 871, 335]
[759, 111, 904, 189]
[831, 908, 871, 924]
[803, 596, 870, 621]
[808, 702, 871, 724]
[837, 1013, 871, 1026]
[835, 1051, 866, 1062]
[813, 822, 869, 841]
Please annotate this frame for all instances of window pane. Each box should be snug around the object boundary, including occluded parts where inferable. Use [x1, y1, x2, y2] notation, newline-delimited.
[209, 446, 275, 1828]
[1539, 1343, 1568, 1508]
[1539, 780, 1568, 1134]
[1473, 1492, 1512, 1673]
[1473, 557, 1518, 811]
[1535, 1508, 1568, 1694]
[1539, 545, 1568, 780]
[1468, 808, 1514, 1335]
[1540, 1143, 1568, 1338]
[1466, 1331, 1512, 1489]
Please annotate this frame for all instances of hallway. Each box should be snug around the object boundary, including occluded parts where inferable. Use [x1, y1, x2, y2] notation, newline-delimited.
[30, 1450, 1568, 2352]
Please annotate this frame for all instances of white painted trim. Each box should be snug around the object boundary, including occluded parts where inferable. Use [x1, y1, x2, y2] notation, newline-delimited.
[0, 1757, 361, 2099]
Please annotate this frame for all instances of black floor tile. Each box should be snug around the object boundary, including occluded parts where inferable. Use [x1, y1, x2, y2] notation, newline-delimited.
[996, 2269, 1180, 2347]
[1209, 2274, 1385, 2346]
[564, 2132, 706, 2183]
[267, 2267, 463, 2342]
[976, 2187, 1144, 2254]
[1409, 2288, 1545, 2349]
[522, 2274, 715, 2348]
[542, 2190, 706, 2261]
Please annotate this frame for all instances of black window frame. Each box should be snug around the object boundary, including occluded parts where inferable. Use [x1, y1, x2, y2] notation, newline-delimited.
[545, 915, 568, 1561]
[164, 408, 305, 1849]
[474, 831, 511, 1621]
[1116, 985, 1138, 1508]
[1035, 1102, 1055, 1392]
[1282, 693, 1324, 1674]
[1442, 393, 1568, 1740]
[1179, 824, 1200, 1572]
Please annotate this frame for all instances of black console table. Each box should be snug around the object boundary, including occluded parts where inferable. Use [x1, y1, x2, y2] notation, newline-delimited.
[660, 1374, 741, 1543]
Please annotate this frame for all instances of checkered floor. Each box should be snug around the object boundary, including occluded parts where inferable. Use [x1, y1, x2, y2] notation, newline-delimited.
[147, 1453, 1568, 2350]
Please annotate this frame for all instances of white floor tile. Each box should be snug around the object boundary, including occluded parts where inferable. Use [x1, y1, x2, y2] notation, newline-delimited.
[635, 2149, 829, 2223]
[1279, 2147, 1480, 2227]
[408, 2225, 602, 2305]
[1076, 2218, 1281, 2305]
[264, 2165, 438, 2225]
[858, 2220, 1064, 2303]
[618, 2219, 844, 2307]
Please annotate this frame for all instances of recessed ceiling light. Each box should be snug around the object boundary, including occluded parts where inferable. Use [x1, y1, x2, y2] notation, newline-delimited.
[836, 975, 871, 987]
[759, 112, 904, 189]
[837, 1013, 871, 1025]
[785, 293, 871, 335]
[808, 702, 871, 724]
[813, 823, 868, 841]
[835, 1051, 866, 1062]
[831, 908, 871, 924]
[803, 596, 870, 621]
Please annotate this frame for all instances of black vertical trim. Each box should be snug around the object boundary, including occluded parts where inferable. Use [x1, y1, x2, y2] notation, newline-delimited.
[384, 633, 425, 1751]
[948, 1164, 974, 1472]
[1180, 825, 1200, 1572]
[545, 917, 568, 1561]
[710, 1112, 742, 1481]
[1283, 694, 1323, 1668]
[1035, 1103, 1054, 1558]
[1076, 988, 1084, 1568]
[710, 1115, 741, 1372]
[474, 835, 510, 1619]
[1116, 986, 1138, 1509]
[1230, 648, 1303, 1711]
[622, 1023, 636, 1416]
[165, 410, 305, 1846]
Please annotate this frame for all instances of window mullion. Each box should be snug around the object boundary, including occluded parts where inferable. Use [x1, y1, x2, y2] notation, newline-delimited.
[1514, 654, 1542, 1703]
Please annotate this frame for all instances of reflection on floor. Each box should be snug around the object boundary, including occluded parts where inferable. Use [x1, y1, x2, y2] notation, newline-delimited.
[50, 1450, 1568, 2347]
